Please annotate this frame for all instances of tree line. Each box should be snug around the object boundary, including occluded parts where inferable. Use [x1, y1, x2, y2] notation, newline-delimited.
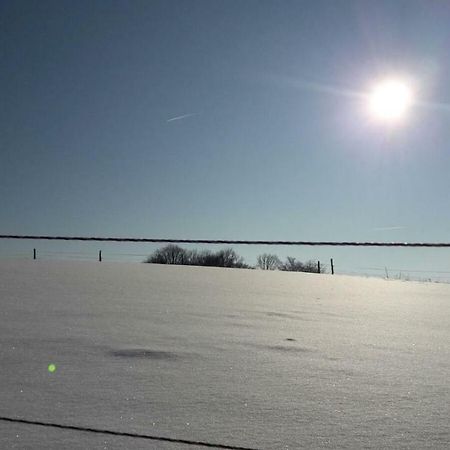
[144, 245, 324, 273]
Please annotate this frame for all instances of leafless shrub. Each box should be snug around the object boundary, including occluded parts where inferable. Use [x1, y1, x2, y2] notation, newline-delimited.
[280, 257, 324, 273]
[145, 246, 250, 268]
[144, 244, 188, 265]
[256, 253, 281, 270]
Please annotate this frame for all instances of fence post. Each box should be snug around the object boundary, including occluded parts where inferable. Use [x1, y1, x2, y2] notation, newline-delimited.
[33, 248, 36, 260]
[330, 258, 334, 275]
[317, 261, 321, 274]
[99, 250, 102, 262]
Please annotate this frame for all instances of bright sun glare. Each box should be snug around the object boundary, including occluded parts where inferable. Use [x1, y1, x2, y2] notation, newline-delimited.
[369, 79, 412, 121]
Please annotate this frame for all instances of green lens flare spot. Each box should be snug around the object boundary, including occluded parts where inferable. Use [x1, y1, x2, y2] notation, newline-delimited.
[48, 364, 56, 373]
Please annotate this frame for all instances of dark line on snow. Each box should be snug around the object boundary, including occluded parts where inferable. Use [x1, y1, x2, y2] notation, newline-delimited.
[0, 416, 258, 450]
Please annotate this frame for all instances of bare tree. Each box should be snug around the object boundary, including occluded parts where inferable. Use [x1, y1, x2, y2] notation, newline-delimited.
[216, 248, 246, 268]
[256, 253, 281, 270]
[280, 256, 323, 273]
[280, 256, 304, 272]
[145, 246, 250, 268]
[302, 259, 326, 273]
[144, 244, 188, 265]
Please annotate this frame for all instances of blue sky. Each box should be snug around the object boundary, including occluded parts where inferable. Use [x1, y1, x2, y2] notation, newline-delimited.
[1, 0, 450, 277]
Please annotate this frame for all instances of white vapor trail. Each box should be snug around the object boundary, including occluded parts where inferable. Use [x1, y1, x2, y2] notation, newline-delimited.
[167, 113, 198, 122]
[370, 226, 406, 232]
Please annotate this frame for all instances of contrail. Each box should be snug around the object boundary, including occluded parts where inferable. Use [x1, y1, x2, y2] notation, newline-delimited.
[370, 226, 405, 232]
[167, 113, 198, 122]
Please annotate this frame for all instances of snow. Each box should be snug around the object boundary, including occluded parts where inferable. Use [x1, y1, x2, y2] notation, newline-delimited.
[0, 260, 449, 449]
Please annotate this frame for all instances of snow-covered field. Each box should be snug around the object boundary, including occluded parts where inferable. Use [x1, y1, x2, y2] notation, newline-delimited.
[1, 260, 449, 449]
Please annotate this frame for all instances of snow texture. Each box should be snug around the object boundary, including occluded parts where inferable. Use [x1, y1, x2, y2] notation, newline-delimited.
[0, 260, 449, 449]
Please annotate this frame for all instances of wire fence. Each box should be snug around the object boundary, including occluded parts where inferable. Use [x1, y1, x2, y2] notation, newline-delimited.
[1, 249, 450, 282]
[336, 266, 450, 282]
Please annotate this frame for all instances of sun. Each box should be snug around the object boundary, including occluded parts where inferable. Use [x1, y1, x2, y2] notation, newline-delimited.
[369, 79, 412, 121]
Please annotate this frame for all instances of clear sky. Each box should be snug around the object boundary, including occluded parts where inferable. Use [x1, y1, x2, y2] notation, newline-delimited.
[1, 0, 450, 278]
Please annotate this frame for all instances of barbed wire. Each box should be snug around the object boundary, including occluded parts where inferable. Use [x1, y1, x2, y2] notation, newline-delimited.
[6, 250, 450, 276]
[2, 234, 450, 247]
[3, 235, 450, 279]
